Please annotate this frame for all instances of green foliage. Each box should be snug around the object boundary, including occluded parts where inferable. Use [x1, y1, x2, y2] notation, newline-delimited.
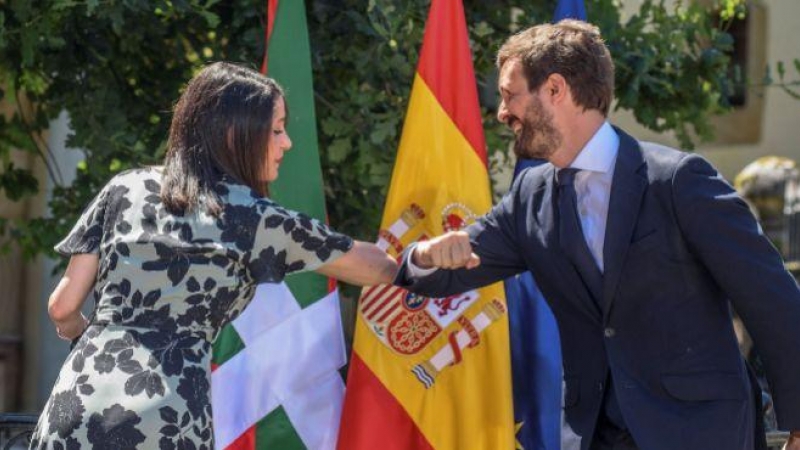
[767, 59, 800, 100]
[602, 0, 734, 148]
[0, 0, 265, 260]
[308, 0, 744, 238]
[0, 0, 767, 262]
[307, 0, 553, 237]
[0, 162, 38, 201]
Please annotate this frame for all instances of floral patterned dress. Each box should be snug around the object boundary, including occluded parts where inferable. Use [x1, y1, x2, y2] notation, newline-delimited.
[30, 168, 353, 450]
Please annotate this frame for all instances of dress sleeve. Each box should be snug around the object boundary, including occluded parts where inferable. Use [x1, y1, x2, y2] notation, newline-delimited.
[54, 185, 109, 256]
[248, 204, 354, 283]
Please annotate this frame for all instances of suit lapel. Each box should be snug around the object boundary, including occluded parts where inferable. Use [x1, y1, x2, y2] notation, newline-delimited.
[535, 165, 603, 321]
[602, 128, 648, 317]
[534, 164, 556, 244]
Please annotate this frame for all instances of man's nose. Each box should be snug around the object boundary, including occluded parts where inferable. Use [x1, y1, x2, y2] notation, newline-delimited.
[497, 100, 509, 123]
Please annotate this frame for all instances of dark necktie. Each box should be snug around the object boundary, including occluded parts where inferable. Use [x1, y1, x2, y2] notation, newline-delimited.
[558, 170, 626, 431]
[557, 168, 604, 304]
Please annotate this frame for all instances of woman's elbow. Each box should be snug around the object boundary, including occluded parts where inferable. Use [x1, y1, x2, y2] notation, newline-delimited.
[48, 292, 80, 322]
[47, 255, 97, 323]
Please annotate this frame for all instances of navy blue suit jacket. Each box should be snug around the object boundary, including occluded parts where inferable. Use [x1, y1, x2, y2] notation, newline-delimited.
[396, 128, 800, 450]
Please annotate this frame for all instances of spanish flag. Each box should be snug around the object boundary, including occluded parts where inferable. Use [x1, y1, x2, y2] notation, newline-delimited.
[337, 1, 514, 448]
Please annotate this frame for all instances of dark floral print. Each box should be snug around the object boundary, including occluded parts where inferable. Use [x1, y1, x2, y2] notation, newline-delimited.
[71, 340, 98, 373]
[261, 246, 310, 283]
[176, 366, 210, 422]
[142, 237, 215, 286]
[124, 369, 165, 398]
[32, 167, 353, 449]
[218, 203, 262, 251]
[105, 185, 133, 231]
[47, 389, 85, 438]
[86, 405, 146, 449]
[93, 353, 115, 374]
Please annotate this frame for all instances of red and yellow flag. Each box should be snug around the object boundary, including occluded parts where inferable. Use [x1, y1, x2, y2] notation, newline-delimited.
[337, 1, 514, 448]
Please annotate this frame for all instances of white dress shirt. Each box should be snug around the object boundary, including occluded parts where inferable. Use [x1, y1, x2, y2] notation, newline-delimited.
[561, 121, 619, 272]
[408, 121, 619, 276]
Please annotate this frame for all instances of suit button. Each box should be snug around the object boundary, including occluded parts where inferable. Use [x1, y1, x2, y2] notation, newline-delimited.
[604, 327, 616, 338]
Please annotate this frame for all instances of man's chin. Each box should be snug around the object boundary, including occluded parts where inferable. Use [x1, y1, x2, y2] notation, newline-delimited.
[513, 144, 540, 160]
[515, 148, 552, 161]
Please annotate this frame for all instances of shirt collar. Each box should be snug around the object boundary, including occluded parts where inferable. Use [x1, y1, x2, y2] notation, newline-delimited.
[568, 121, 619, 174]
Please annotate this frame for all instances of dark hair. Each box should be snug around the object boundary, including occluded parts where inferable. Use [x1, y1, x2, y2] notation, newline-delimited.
[161, 62, 285, 216]
[496, 19, 614, 116]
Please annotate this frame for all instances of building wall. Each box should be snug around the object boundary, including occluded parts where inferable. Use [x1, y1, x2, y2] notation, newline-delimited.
[0, 111, 86, 414]
[612, 0, 800, 181]
[0, 106, 32, 412]
[28, 112, 88, 412]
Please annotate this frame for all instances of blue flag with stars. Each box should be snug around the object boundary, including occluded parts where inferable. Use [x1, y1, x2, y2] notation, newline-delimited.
[507, 1, 586, 449]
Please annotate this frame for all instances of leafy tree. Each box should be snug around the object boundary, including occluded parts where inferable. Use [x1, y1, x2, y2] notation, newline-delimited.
[1, 0, 265, 258]
[0, 0, 787, 263]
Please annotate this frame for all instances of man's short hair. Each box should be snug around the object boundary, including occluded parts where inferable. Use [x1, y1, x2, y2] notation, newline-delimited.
[497, 19, 615, 116]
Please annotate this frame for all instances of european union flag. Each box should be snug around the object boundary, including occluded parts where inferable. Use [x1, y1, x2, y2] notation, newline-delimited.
[554, 0, 587, 22]
[506, 1, 586, 449]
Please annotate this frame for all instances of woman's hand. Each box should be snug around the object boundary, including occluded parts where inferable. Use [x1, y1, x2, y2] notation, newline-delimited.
[49, 253, 97, 339]
[316, 241, 398, 286]
[55, 314, 89, 341]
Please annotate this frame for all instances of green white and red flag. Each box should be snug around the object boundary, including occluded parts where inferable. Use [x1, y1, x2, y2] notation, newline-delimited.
[211, 2, 345, 449]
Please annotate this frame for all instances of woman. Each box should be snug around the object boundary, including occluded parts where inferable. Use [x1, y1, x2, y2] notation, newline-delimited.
[30, 62, 397, 449]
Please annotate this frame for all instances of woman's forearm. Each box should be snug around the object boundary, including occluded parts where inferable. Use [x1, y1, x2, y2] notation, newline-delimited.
[317, 241, 398, 286]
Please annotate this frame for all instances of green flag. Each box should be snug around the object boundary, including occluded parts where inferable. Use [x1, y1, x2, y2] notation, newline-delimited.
[211, 2, 345, 449]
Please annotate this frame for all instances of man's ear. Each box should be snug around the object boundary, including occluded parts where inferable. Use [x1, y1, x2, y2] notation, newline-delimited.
[545, 73, 569, 104]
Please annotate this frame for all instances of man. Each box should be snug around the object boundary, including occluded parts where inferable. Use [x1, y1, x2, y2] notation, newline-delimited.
[396, 20, 800, 450]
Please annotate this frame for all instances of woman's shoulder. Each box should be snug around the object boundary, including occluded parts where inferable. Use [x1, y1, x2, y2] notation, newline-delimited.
[93, 167, 164, 209]
[104, 166, 163, 188]
[223, 190, 287, 217]
[215, 177, 275, 208]
[219, 191, 313, 230]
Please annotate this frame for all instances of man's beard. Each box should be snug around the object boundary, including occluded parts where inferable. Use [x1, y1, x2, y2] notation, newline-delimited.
[511, 100, 562, 161]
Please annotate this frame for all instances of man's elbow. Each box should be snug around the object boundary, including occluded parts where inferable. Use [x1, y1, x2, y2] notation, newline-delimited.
[405, 276, 459, 298]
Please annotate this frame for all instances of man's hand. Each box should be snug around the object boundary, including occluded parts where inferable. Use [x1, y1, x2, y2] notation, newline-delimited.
[784, 431, 800, 450]
[412, 231, 481, 270]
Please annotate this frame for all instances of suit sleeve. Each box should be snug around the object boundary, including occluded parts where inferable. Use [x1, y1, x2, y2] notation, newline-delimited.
[673, 153, 800, 430]
[394, 174, 531, 297]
